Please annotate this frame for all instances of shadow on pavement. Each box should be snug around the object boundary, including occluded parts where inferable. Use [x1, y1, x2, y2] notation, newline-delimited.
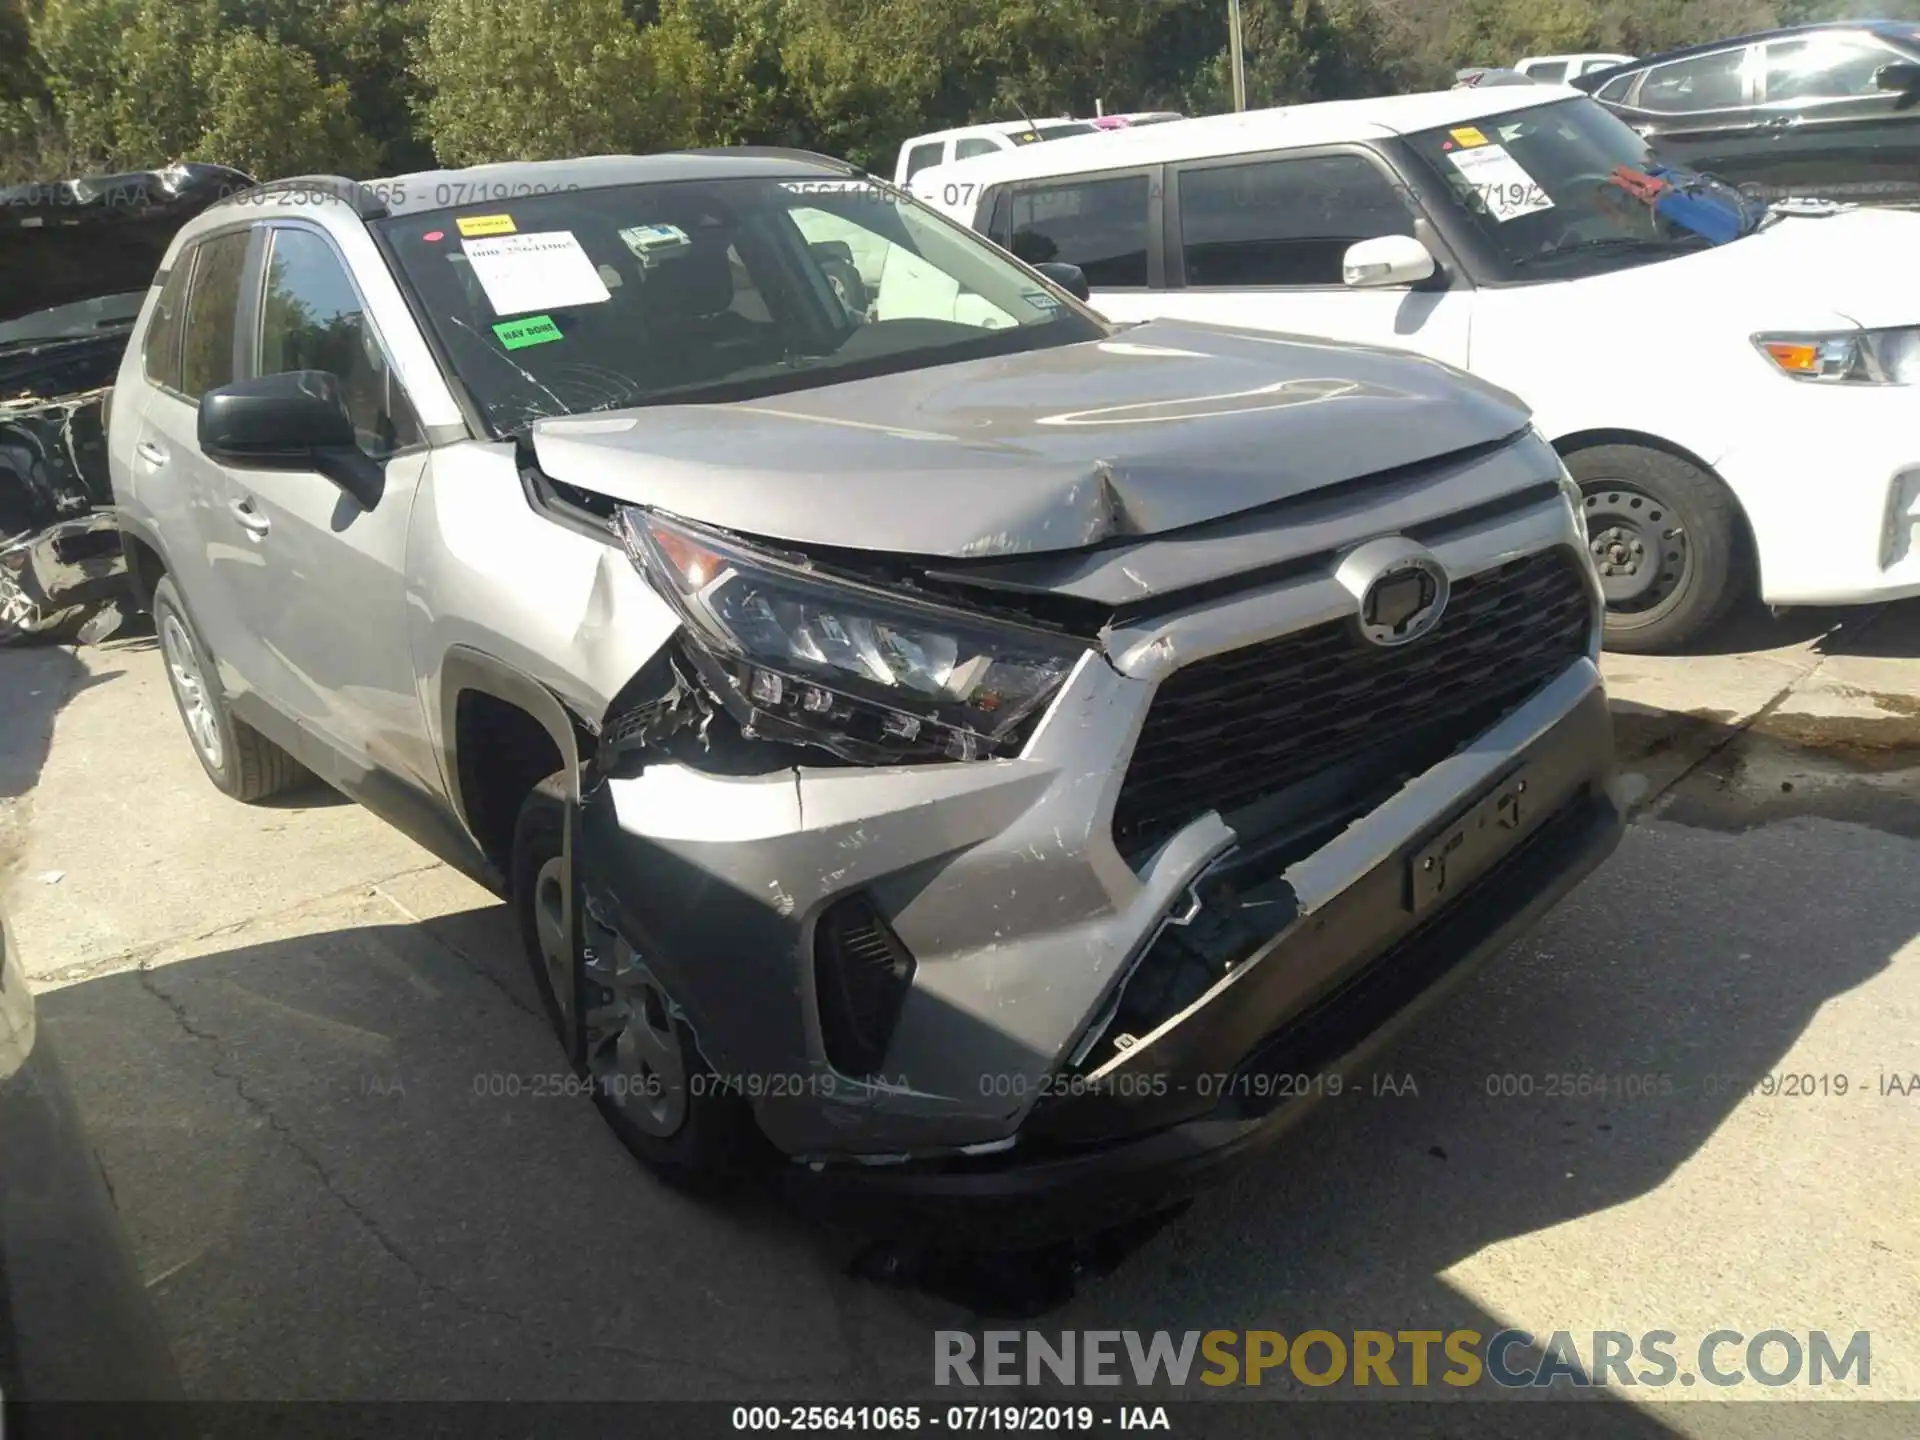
[1636, 596, 1918, 661]
[22, 703, 1920, 1421]
[0, 646, 104, 804]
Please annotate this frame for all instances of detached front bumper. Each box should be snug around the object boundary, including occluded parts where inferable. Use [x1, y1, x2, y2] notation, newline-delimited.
[0, 511, 127, 641]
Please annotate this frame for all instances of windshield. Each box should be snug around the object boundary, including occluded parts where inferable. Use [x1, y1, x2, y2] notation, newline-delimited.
[377, 176, 1105, 436]
[1402, 97, 1751, 279]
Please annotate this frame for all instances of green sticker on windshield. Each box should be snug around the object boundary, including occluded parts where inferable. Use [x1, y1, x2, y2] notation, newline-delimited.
[493, 314, 562, 349]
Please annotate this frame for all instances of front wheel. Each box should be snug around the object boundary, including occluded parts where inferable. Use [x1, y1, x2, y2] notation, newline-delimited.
[1566, 444, 1746, 654]
[510, 776, 764, 1191]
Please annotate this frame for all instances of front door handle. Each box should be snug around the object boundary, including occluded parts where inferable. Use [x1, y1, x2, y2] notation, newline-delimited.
[230, 498, 271, 538]
[135, 439, 168, 466]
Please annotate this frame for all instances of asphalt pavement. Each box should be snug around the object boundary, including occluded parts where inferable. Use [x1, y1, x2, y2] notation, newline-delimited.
[0, 600, 1914, 1426]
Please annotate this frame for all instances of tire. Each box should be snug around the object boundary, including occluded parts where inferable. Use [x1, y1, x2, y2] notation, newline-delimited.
[1566, 444, 1746, 654]
[151, 575, 307, 802]
[510, 775, 764, 1191]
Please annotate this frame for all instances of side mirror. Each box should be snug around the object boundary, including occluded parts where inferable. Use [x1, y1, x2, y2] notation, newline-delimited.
[1875, 60, 1920, 95]
[1343, 234, 1438, 289]
[1033, 261, 1091, 302]
[198, 371, 381, 507]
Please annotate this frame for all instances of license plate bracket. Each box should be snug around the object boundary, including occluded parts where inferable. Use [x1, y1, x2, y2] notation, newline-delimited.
[1407, 765, 1532, 916]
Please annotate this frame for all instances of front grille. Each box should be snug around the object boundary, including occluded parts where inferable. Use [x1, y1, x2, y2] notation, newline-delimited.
[1111, 547, 1593, 853]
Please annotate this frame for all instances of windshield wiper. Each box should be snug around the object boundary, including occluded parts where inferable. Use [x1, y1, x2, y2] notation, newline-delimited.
[1512, 234, 1708, 270]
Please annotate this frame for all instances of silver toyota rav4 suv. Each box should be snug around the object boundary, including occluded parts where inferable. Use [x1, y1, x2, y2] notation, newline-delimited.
[109, 151, 1623, 1239]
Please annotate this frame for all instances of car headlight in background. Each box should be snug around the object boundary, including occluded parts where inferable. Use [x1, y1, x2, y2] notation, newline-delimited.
[620, 508, 1089, 764]
[1753, 327, 1920, 385]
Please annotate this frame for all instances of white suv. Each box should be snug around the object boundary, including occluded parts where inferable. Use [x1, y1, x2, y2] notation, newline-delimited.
[914, 88, 1920, 651]
[892, 119, 1103, 185]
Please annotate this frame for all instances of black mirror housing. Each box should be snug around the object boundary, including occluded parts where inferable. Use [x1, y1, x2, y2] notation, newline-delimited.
[199, 371, 357, 462]
[197, 371, 382, 508]
[1875, 59, 1920, 94]
[1033, 261, 1091, 302]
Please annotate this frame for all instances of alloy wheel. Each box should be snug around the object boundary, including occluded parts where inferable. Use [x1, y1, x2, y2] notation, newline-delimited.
[532, 856, 577, 1041]
[159, 611, 224, 770]
[583, 938, 689, 1138]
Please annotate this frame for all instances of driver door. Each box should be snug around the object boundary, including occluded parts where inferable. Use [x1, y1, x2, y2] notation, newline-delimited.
[213, 221, 439, 794]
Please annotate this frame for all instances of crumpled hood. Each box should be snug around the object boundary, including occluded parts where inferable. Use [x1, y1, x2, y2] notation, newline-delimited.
[529, 318, 1532, 558]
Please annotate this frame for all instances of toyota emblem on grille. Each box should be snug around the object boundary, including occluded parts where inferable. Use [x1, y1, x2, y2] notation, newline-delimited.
[1334, 538, 1452, 648]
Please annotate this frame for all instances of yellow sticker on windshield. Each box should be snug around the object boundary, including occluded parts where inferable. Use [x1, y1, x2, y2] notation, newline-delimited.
[457, 213, 517, 237]
[1450, 127, 1490, 148]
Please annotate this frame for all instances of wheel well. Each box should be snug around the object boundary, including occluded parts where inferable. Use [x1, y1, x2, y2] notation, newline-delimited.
[121, 534, 167, 612]
[453, 690, 565, 876]
[1550, 427, 1759, 562]
[1550, 427, 1717, 476]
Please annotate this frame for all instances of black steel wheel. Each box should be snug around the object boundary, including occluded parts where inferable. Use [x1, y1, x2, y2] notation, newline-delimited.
[1565, 445, 1745, 654]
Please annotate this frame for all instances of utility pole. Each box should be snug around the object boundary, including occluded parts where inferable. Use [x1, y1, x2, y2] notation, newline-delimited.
[1228, 0, 1247, 112]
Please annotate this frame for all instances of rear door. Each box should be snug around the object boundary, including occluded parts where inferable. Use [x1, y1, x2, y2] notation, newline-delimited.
[1156, 148, 1472, 365]
[130, 224, 265, 696]
[980, 167, 1166, 324]
[1610, 44, 1764, 176]
[1746, 32, 1920, 206]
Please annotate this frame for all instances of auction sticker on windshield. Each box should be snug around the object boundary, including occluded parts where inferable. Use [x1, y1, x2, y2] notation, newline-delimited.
[1446, 143, 1554, 223]
[456, 213, 516, 237]
[460, 231, 611, 315]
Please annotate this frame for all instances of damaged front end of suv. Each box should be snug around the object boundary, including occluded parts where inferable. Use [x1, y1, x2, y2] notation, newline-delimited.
[1, 162, 249, 643]
[517, 338, 1625, 1244]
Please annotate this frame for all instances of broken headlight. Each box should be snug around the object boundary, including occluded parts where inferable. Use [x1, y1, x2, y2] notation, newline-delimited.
[619, 508, 1089, 763]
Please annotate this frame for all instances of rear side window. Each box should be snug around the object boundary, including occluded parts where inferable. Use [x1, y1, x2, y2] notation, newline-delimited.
[257, 227, 422, 457]
[902, 142, 945, 180]
[1597, 71, 1638, 102]
[1637, 49, 1747, 112]
[141, 259, 191, 392]
[1177, 154, 1415, 288]
[1527, 61, 1569, 82]
[1003, 175, 1149, 287]
[178, 230, 250, 399]
[955, 137, 1001, 160]
[1764, 35, 1904, 101]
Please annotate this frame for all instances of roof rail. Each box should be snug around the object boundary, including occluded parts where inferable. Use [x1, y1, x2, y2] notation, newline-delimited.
[216, 174, 391, 220]
[667, 146, 865, 175]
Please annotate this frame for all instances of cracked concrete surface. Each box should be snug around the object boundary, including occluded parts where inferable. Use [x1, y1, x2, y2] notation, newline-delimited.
[1, 603, 1916, 1419]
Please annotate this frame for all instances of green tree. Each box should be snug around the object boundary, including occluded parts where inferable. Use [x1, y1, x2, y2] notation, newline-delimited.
[215, 0, 429, 170]
[31, 0, 223, 168]
[412, 0, 691, 165]
[190, 28, 381, 178]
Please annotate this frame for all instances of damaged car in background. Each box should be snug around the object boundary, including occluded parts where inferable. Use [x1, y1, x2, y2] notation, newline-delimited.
[109, 153, 1625, 1239]
[1, 161, 250, 644]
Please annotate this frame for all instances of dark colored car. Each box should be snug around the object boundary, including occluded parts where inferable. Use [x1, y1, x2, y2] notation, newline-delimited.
[1, 906, 184, 1416]
[1573, 21, 1920, 208]
[1, 162, 251, 644]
